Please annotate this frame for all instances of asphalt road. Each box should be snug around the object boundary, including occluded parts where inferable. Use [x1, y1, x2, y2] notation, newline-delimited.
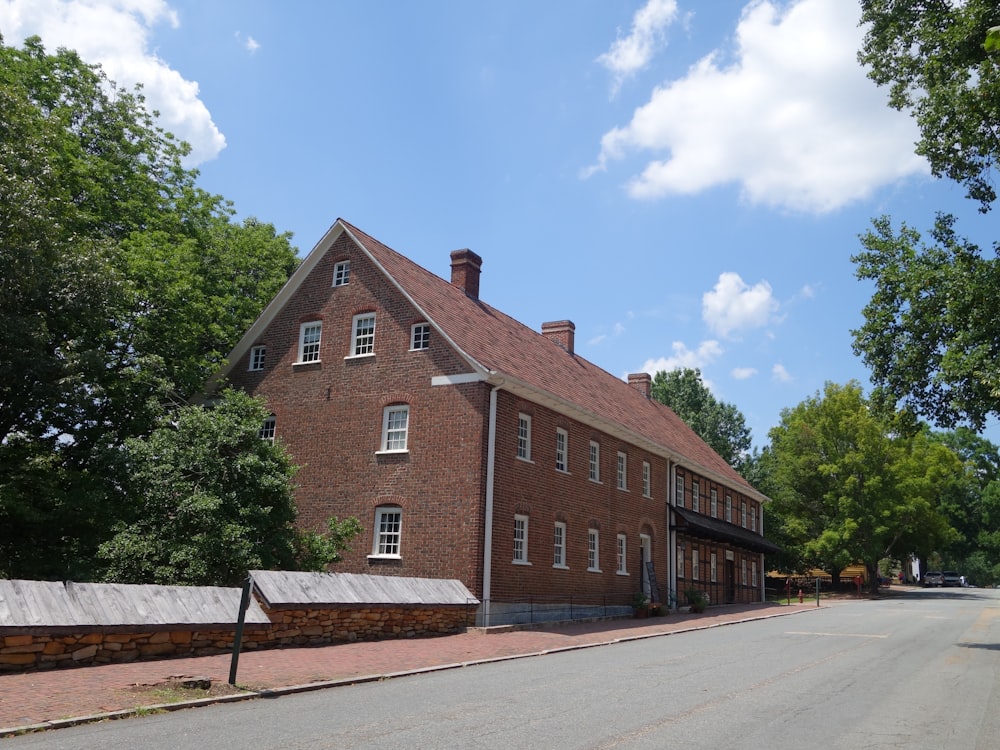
[10, 588, 1000, 749]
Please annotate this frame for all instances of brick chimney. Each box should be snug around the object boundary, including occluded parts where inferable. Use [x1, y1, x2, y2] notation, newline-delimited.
[541, 320, 575, 355]
[450, 249, 482, 300]
[627, 372, 652, 399]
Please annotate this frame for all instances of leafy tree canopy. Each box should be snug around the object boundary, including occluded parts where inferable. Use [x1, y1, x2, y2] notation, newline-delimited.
[98, 391, 361, 587]
[0, 36, 299, 580]
[859, 0, 1000, 212]
[651, 368, 752, 472]
[852, 214, 1000, 431]
[765, 382, 958, 593]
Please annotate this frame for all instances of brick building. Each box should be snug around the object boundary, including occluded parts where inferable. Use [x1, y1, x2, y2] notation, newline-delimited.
[222, 219, 778, 624]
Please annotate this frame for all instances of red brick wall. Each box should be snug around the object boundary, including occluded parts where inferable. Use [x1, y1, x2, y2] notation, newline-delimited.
[227, 234, 490, 591]
[488, 391, 668, 605]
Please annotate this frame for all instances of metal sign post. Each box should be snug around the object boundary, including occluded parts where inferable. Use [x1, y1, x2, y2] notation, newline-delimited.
[228, 575, 253, 686]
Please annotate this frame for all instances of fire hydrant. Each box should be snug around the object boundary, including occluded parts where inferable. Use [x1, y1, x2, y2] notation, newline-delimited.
[798, 588, 804, 603]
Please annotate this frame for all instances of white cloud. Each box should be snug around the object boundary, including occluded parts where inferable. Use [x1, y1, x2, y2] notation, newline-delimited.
[731, 366, 757, 380]
[235, 30, 259, 53]
[585, 0, 926, 212]
[702, 272, 779, 339]
[641, 339, 723, 374]
[0, 0, 226, 165]
[772, 363, 792, 382]
[597, 0, 678, 95]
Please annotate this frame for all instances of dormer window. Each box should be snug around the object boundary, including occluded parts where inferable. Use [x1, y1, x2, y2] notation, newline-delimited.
[333, 260, 350, 287]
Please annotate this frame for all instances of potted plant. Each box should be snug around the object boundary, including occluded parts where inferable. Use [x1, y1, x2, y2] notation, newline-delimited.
[632, 591, 650, 618]
[684, 588, 707, 614]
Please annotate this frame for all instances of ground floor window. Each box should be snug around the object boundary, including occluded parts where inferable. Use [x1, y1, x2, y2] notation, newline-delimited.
[371, 507, 402, 557]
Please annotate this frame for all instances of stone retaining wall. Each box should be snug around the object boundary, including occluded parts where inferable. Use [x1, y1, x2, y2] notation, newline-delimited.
[0, 605, 471, 673]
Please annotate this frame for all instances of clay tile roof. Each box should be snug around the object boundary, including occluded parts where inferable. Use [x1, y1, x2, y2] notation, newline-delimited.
[340, 220, 762, 500]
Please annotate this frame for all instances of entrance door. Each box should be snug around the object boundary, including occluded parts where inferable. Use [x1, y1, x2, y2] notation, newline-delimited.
[639, 534, 652, 600]
[725, 559, 736, 603]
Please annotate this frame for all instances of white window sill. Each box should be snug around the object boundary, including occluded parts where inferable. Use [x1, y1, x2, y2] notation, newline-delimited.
[345, 353, 375, 360]
[516, 456, 534, 464]
[553, 563, 569, 570]
[617, 487, 629, 492]
[367, 554, 402, 561]
[589, 478, 602, 485]
[375, 449, 409, 456]
[292, 360, 321, 367]
[512, 560, 532, 566]
[556, 468, 570, 475]
[616, 570, 629, 576]
[587, 567, 602, 573]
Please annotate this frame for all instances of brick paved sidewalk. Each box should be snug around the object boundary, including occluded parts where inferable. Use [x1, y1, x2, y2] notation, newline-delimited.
[0, 601, 819, 735]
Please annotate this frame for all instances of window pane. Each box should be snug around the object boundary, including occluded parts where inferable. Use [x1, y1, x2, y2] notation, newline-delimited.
[384, 407, 408, 451]
[376, 510, 401, 555]
[353, 314, 375, 355]
[300, 323, 322, 362]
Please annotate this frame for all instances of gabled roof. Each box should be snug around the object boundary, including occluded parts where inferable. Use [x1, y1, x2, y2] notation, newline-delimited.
[223, 219, 767, 503]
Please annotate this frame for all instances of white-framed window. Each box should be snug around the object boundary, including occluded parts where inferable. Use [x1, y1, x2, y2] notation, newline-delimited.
[617, 451, 627, 490]
[249, 345, 266, 372]
[726, 495, 733, 523]
[259, 415, 276, 442]
[371, 507, 402, 557]
[555, 428, 568, 473]
[676, 475, 685, 508]
[752, 560, 758, 586]
[692, 549, 700, 581]
[553, 522, 567, 568]
[380, 405, 409, 452]
[692, 481, 700, 513]
[351, 313, 376, 357]
[642, 461, 651, 498]
[677, 546, 685, 578]
[711, 489, 718, 518]
[588, 529, 600, 572]
[741, 501, 747, 528]
[333, 259, 351, 287]
[742, 558, 748, 586]
[297, 321, 322, 364]
[751, 506, 757, 532]
[616, 534, 628, 574]
[410, 322, 430, 350]
[588, 441, 600, 482]
[513, 514, 530, 564]
[517, 413, 532, 461]
[710, 552, 718, 582]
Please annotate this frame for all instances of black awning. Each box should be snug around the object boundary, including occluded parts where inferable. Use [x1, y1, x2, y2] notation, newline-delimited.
[672, 507, 782, 555]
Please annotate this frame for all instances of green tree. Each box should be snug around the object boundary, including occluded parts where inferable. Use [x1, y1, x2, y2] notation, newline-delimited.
[650, 368, 752, 472]
[859, 0, 1000, 212]
[98, 391, 361, 586]
[0, 36, 298, 579]
[766, 382, 957, 594]
[852, 214, 1000, 430]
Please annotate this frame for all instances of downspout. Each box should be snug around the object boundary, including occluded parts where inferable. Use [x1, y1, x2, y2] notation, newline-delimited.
[668, 460, 676, 611]
[758, 505, 766, 603]
[481, 385, 500, 627]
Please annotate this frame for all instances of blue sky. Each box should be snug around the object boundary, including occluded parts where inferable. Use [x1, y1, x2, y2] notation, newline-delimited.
[2, 0, 995, 448]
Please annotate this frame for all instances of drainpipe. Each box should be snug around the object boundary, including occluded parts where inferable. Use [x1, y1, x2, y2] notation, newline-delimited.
[668, 460, 676, 611]
[481, 385, 500, 627]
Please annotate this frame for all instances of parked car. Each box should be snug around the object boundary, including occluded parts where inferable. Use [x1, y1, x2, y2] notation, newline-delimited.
[923, 571, 944, 587]
[942, 571, 962, 587]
